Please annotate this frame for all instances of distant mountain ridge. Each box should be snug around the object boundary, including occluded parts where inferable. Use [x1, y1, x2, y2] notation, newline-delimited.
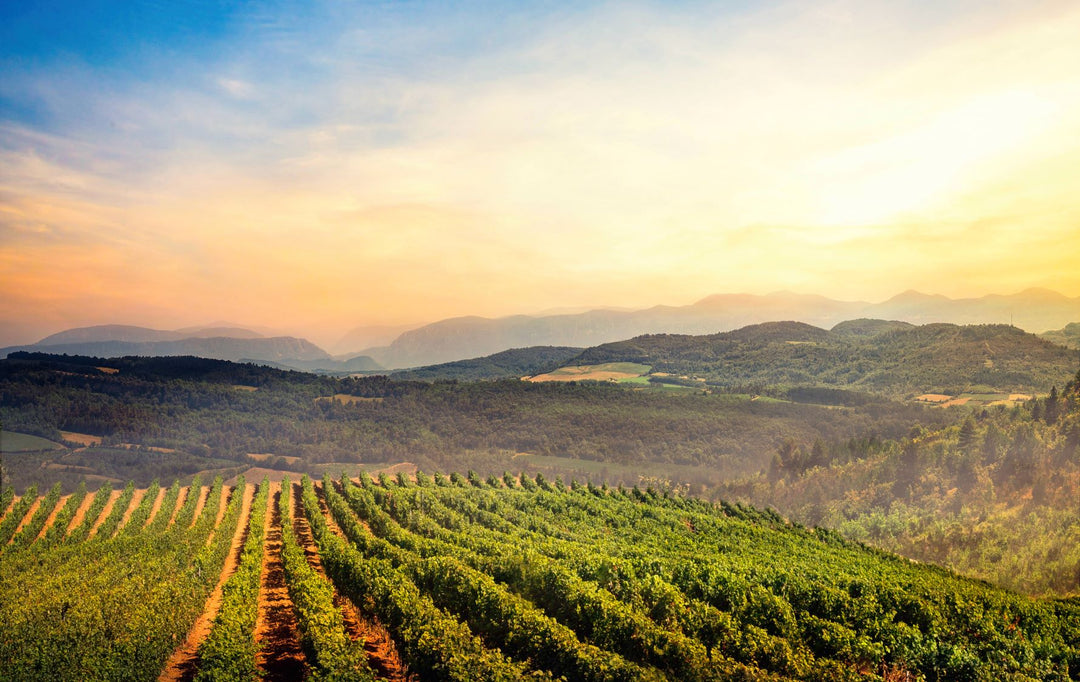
[357, 289, 1080, 368]
[35, 323, 267, 346]
[389, 346, 583, 381]
[12, 289, 1080, 370]
[0, 336, 331, 364]
[37, 324, 192, 345]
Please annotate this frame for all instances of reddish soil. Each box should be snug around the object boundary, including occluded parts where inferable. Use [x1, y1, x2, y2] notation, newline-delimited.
[158, 484, 257, 682]
[0, 495, 16, 524]
[206, 487, 230, 546]
[188, 487, 208, 529]
[309, 481, 412, 682]
[7, 496, 42, 544]
[145, 487, 167, 528]
[34, 494, 70, 541]
[119, 488, 148, 531]
[254, 482, 309, 680]
[66, 492, 98, 538]
[166, 487, 188, 528]
[88, 490, 123, 538]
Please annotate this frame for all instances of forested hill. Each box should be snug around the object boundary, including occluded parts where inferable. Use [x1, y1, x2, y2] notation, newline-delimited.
[0, 351, 951, 490]
[568, 321, 1078, 395]
[389, 346, 582, 381]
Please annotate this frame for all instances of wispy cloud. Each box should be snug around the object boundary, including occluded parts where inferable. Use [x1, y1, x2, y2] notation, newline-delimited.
[2, 0, 1079, 344]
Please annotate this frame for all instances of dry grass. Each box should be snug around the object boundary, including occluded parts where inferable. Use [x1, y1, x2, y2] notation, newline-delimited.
[61, 431, 103, 446]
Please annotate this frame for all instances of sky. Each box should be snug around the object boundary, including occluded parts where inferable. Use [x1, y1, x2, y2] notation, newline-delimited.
[2, 0, 1080, 348]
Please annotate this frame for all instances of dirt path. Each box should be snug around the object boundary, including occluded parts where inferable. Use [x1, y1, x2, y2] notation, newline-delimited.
[34, 494, 71, 541]
[207, 487, 231, 545]
[254, 482, 308, 681]
[66, 492, 98, 538]
[188, 486, 208, 529]
[7, 496, 42, 544]
[145, 486, 167, 528]
[166, 486, 189, 528]
[88, 490, 123, 538]
[119, 488, 148, 531]
[157, 484, 257, 682]
[0, 495, 16, 524]
[310, 481, 412, 682]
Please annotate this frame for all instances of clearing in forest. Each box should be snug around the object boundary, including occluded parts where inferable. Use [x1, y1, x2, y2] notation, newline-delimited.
[527, 362, 651, 383]
[1, 431, 64, 452]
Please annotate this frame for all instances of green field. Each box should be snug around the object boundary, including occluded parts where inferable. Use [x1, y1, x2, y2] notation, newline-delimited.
[532, 362, 652, 381]
[3, 474, 1076, 680]
[1, 431, 64, 453]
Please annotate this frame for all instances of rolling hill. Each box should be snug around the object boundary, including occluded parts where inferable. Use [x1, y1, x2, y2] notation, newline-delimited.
[355, 289, 1080, 368]
[1042, 322, 1080, 350]
[389, 346, 583, 381]
[563, 320, 1079, 396]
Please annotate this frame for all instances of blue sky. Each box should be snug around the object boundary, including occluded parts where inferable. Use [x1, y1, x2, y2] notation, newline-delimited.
[2, 0, 1079, 346]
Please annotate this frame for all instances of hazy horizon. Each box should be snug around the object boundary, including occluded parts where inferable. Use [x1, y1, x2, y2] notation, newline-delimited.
[3, 1, 1080, 348]
[3, 285, 1077, 351]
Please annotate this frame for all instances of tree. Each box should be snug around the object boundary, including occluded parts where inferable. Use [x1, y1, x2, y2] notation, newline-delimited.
[894, 439, 920, 499]
[982, 424, 1005, 464]
[997, 424, 1038, 488]
[957, 418, 976, 453]
[1044, 386, 1060, 425]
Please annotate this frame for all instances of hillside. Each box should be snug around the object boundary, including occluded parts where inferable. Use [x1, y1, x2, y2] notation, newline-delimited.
[3, 351, 1076, 603]
[1042, 322, 1080, 350]
[0, 352, 950, 490]
[352, 289, 1080, 368]
[566, 321, 1078, 396]
[1, 474, 1077, 680]
[718, 369, 1080, 596]
[389, 345, 583, 381]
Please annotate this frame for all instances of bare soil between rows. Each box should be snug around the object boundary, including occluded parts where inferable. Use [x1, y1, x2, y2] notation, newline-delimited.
[310, 480, 413, 682]
[158, 484, 255, 682]
[255, 483, 309, 681]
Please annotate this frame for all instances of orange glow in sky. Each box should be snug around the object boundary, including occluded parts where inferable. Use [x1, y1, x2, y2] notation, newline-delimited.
[2, 1, 1079, 347]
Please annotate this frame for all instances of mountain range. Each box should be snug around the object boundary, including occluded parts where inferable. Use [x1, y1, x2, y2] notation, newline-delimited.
[356, 288, 1080, 368]
[4, 289, 1079, 370]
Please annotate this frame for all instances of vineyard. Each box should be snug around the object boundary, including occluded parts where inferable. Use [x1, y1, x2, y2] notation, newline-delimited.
[1, 472, 1078, 681]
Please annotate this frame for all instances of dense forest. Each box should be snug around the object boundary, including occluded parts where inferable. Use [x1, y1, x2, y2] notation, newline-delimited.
[0, 352, 951, 484]
[716, 370, 1080, 595]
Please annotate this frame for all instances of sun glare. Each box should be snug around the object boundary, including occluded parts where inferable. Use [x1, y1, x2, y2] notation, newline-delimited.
[811, 90, 1059, 228]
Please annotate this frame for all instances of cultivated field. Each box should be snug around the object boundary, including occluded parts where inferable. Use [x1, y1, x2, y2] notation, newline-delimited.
[1, 430, 64, 453]
[527, 362, 652, 383]
[1, 473, 1076, 681]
